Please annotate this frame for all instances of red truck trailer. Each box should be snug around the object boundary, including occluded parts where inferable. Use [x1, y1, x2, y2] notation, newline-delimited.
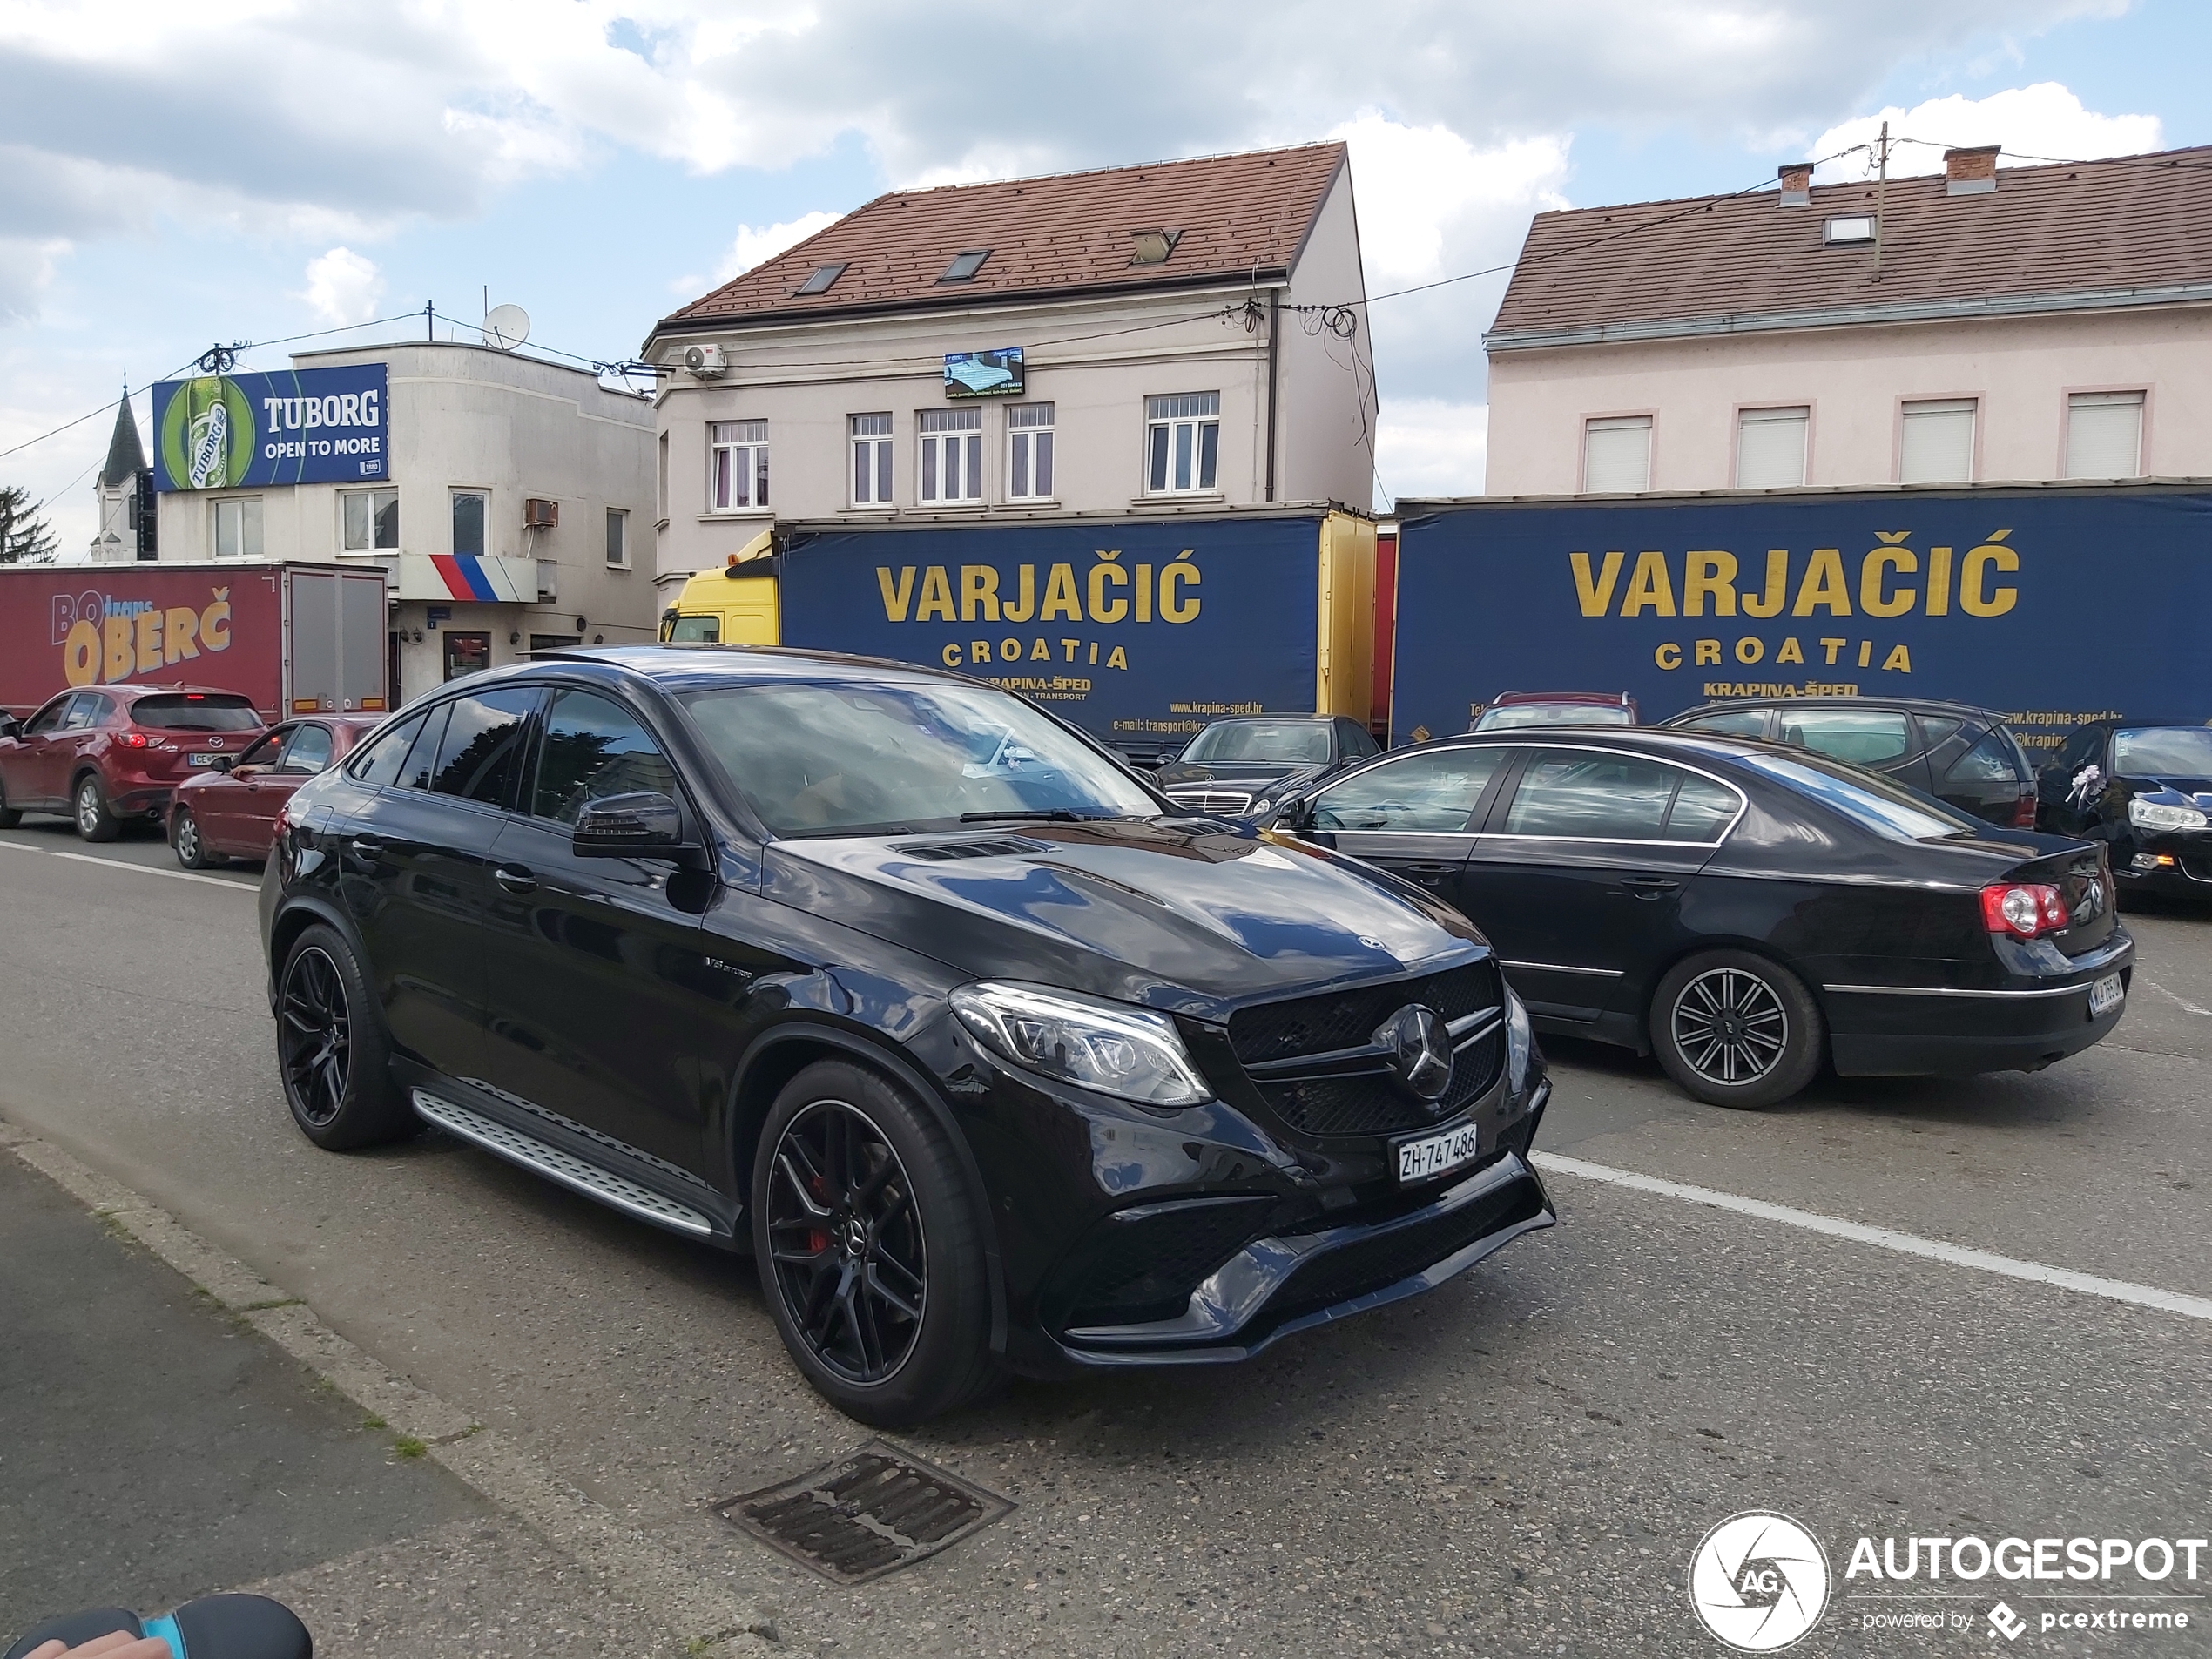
[0, 562, 388, 722]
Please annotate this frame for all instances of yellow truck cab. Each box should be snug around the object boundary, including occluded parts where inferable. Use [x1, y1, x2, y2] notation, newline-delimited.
[658, 531, 780, 645]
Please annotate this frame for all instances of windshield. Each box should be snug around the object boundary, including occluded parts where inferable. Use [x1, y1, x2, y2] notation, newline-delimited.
[1181, 721, 1332, 765]
[681, 680, 1159, 838]
[130, 694, 262, 732]
[1733, 750, 1983, 841]
[2113, 727, 2212, 778]
[1474, 702, 1632, 731]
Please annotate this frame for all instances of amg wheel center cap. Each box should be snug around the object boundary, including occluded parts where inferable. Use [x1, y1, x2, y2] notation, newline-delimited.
[838, 1217, 868, 1258]
[1373, 1004, 1453, 1105]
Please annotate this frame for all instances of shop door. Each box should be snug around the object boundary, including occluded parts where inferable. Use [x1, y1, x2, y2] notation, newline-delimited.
[443, 631, 491, 683]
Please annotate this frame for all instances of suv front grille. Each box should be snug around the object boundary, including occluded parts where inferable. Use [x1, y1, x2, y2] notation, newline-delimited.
[1262, 1023, 1501, 1136]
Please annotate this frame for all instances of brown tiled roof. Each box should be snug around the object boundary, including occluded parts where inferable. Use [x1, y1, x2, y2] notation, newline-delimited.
[1488, 146, 2212, 343]
[655, 143, 1347, 335]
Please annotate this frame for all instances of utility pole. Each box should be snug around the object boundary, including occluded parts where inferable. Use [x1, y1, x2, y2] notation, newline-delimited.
[1873, 119, 1890, 280]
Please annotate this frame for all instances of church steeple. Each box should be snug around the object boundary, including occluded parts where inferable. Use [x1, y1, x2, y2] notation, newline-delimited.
[98, 388, 146, 487]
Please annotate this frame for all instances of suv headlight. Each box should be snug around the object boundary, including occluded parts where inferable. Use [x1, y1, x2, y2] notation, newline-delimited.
[2128, 796, 2208, 832]
[950, 982, 1213, 1109]
[1505, 986, 1534, 1090]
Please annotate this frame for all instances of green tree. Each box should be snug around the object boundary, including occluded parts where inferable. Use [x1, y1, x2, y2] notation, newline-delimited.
[0, 484, 57, 563]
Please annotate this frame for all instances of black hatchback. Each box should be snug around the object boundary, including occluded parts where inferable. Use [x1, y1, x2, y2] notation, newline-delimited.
[1258, 730, 2130, 1108]
[257, 648, 1554, 1424]
[1663, 697, 2035, 828]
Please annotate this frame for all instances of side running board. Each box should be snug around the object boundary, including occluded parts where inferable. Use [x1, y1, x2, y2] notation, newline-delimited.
[410, 1090, 717, 1238]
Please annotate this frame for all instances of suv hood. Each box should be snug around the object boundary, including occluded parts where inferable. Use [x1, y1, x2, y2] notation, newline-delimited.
[765, 819, 1483, 1019]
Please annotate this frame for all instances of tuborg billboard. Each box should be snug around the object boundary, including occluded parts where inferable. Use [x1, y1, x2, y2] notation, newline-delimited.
[152, 363, 388, 492]
[1392, 488, 2212, 753]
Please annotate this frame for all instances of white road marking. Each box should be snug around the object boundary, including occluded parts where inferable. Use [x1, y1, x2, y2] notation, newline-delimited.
[2143, 978, 2212, 1019]
[1530, 1151, 2212, 1323]
[0, 838, 255, 891]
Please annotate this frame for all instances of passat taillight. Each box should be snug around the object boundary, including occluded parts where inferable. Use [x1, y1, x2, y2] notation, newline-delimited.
[1981, 881, 2067, 940]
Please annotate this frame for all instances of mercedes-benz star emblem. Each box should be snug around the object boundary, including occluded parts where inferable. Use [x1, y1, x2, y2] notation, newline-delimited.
[1372, 1005, 1453, 1104]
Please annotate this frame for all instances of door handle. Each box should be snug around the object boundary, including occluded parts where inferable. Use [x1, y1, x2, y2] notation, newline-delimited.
[493, 865, 536, 894]
[349, 835, 384, 860]
[1401, 861, 1461, 878]
[1619, 875, 1681, 900]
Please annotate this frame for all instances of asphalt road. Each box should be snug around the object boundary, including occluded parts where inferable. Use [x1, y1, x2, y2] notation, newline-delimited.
[2, 814, 2207, 1657]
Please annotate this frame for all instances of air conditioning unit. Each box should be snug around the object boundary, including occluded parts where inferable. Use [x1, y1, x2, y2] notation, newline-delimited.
[523, 497, 559, 529]
[683, 342, 728, 378]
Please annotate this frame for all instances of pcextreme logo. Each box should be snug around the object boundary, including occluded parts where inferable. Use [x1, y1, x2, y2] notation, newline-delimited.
[52, 587, 235, 688]
[1689, 1511, 1831, 1651]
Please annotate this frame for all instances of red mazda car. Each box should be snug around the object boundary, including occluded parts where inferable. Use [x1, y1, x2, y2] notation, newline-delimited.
[168, 714, 385, 867]
[0, 685, 266, 841]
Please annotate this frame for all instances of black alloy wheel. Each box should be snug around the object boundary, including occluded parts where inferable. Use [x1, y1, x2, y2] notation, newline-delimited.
[172, 807, 213, 869]
[74, 775, 119, 842]
[275, 924, 415, 1150]
[1650, 949, 1824, 1109]
[751, 1060, 996, 1425]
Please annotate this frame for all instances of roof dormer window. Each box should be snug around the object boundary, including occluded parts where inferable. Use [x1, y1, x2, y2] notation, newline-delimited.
[1823, 215, 1876, 245]
[795, 263, 848, 295]
[938, 249, 992, 282]
[1129, 229, 1183, 266]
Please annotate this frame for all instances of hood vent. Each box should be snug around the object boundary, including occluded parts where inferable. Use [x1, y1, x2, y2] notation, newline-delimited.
[893, 836, 1051, 860]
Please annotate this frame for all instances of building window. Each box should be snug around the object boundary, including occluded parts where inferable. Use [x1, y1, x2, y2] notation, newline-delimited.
[452, 490, 489, 556]
[919, 408, 983, 504]
[1145, 393, 1219, 494]
[341, 487, 398, 551]
[1735, 406, 1809, 489]
[1581, 415, 1651, 494]
[709, 420, 768, 510]
[850, 414, 894, 507]
[1899, 398, 1977, 484]
[211, 496, 263, 558]
[606, 508, 629, 567]
[2065, 391, 2145, 479]
[1007, 402, 1055, 502]
[656, 431, 668, 521]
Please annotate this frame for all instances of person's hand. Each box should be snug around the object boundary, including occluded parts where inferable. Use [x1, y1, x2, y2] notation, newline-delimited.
[24, 1634, 172, 1659]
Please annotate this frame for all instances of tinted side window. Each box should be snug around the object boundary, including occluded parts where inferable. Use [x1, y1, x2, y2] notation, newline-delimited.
[347, 711, 429, 788]
[1781, 708, 1911, 765]
[1917, 715, 1965, 750]
[280, 724, 335, 774]
[396, 706, 448, 791]
[1677, 707, 1770, 739]
[235, 727, 291, 768]
[428, 688, 543, 806]
[1944, 732, 2020, 786]
[532, 690, 679, 825]
[1312, 747, 1505, 832]
[1502, 751, 1737, 842]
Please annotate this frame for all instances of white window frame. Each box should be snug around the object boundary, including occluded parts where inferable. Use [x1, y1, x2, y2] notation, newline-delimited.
[1898, 397, 1977, 484]
[708, 420, 768, 512]
[340, 486, 398, 552]
[850, 413, 894, 509]
[1006, 402, 1055, 502]
[1144, 393, 1220, 495]
[1581, 415, 1652, 494]
[1734, 405, 1810, 489]
[450, 489, 489, 557]
[2064, 389, 2146, 480]
[918, 408, 984, 505]
[605, 507, 629, 568]
[211, 496, 264, 559]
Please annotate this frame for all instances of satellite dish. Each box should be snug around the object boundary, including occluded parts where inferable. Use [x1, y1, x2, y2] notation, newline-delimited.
[484, 304, 530, 350]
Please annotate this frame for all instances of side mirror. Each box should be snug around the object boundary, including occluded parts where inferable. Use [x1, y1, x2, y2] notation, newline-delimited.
[573, 791, 705, 865]
[0, 718, 18, 742]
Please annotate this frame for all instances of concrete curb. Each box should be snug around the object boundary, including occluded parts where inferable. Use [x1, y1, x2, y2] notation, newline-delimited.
[3, 1123, 781, 1656]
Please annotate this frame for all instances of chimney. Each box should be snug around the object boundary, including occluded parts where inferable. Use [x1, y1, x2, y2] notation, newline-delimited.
[1945, 145, 2000, 196]
[1777, 163, 1812, 207]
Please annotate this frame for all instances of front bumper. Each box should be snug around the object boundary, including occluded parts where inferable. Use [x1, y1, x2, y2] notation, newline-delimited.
[1824, 933, 2134, 1077]
[2113, 829, 2212, 894]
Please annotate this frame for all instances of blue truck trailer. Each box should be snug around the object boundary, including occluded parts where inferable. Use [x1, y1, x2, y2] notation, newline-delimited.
[1391, 484, 2212, 756]
[772, 508, 1376, 759]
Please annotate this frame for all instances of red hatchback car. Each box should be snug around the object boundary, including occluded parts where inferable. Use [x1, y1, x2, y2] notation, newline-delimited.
[0, 685, 266, 841]
[168, 714, 385, 867]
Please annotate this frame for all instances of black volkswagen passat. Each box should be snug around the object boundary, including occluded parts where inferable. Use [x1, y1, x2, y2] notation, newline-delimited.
[258, 648, 1554, 1424]
[1257, 730, 2132, 1109]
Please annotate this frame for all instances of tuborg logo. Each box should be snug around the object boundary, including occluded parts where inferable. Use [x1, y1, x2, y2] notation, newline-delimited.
[1689, 1512, 1831, 1651]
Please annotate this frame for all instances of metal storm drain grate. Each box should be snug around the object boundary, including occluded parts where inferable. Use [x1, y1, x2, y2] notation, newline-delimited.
[715, 1443, 1014, 1585]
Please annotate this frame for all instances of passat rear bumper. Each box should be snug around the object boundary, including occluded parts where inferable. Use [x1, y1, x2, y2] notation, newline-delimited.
[1823, 933, 2134, 1077]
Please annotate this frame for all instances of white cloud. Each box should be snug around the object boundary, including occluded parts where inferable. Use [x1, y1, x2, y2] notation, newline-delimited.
[300, 246, 385, 327]
[714, 210, 841, 281]
[1330, 114, 1571, 290]
[1376, 398, 1488, 506]
[1811, 83, 2161, 181]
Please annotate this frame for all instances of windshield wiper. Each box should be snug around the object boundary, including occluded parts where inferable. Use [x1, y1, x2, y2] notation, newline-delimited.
[958, 808, 1105, 823]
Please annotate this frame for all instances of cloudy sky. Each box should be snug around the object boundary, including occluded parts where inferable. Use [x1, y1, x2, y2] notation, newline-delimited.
[3, 0, 2202, 552]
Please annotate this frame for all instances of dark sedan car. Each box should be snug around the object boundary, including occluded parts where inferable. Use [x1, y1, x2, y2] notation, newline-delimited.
[259, 648, 1553, 1424]
[1258, 730, 2130, 1109]
[2037, 720, 2212, 900]
[1664, 696, 2035, 828]
[1153, 715, 1379, 820]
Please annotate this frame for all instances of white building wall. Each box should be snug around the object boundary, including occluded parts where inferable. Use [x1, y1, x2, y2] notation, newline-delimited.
[1277, 167, 1378, 513]
[1485, 302, 2212, 496]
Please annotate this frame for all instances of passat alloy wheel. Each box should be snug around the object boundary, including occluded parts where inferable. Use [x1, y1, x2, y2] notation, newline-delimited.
[1650, 949, 1824, 1109]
